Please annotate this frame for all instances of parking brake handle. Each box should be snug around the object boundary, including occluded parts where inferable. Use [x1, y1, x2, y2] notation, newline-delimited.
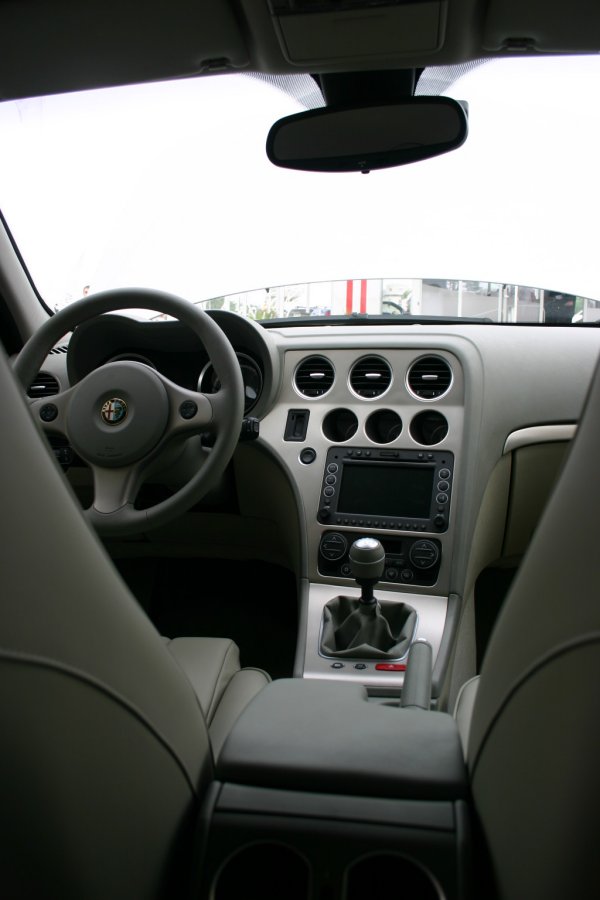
[400, 639, 433, 710]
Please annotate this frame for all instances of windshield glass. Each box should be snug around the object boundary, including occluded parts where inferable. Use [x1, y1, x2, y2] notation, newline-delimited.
[0, 56, 599, 322]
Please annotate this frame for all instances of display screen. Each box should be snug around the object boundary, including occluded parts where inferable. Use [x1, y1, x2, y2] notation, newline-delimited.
[337, 462, 434, 519]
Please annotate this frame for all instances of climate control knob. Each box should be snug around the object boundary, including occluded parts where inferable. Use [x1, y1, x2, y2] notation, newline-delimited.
[319, 531, 348, 562]
[409, 539, 440, 570]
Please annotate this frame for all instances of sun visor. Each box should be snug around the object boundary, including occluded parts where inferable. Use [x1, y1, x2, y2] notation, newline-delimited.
[483, 0, 600, 52]
[0, 0, 250, 101]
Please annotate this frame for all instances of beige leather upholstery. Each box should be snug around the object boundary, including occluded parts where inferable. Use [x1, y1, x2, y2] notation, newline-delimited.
[0, 344, 267, 898]
[452, 674, 479, 756]
[462, 351, 600, 899]
[165, 637, 270, 757]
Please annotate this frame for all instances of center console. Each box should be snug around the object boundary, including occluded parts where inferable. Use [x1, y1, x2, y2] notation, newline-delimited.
[300, 445, 455, 694]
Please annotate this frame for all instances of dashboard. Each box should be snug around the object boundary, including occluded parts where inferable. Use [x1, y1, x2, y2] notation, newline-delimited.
[29, 311, 600, 695]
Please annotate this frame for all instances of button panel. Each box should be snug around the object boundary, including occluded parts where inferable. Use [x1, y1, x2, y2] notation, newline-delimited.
[318, 531, 442, 587]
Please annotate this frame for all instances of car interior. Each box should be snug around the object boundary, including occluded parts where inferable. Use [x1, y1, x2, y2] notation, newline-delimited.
[1, 1, 600, 899]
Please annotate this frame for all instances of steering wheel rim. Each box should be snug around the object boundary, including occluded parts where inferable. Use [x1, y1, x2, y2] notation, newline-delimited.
[14, 288, 245, 536]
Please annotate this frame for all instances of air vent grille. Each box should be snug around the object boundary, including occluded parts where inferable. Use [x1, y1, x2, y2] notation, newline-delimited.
[407, 356, 452, 400]
[349, 355, 392, 398]
[49, 344, 68, 355]
[294, 355, 334, 397]
[27, 372, 59, 398]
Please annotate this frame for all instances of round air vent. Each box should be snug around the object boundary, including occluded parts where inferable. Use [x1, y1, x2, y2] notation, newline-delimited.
[349, 355, 392, 398]
[365, 409, 402, 444]
[294, 355, 334, 397]
[27, 371, 59, 398]
[407, 356, 452, 400]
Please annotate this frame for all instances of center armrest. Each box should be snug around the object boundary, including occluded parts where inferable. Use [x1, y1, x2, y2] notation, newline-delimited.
[216, 678, 467, 801]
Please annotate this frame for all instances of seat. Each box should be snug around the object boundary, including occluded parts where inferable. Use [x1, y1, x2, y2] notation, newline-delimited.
[0, 343, 268, 898]
[164, 636, 270, 758]
[454, 351, 600, 898]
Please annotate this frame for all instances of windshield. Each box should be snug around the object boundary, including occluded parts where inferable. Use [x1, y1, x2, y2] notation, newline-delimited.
[1, 56, 599, 323]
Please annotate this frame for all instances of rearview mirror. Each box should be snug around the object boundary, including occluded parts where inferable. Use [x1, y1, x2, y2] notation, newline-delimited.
[266, 97, 468, 173]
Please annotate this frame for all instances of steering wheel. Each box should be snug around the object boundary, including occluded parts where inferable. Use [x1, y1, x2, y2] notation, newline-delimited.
[13, 288, 245, 537]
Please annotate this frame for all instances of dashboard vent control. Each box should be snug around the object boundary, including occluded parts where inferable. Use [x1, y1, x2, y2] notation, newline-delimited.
[27, 372, 60, 398]
[349, 355, 392, 398]
[295, 355, 334, 397]
[407, 356, 452, 400]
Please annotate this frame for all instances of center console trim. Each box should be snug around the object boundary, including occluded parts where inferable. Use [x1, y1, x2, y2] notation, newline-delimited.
[303, 582, 447, 692]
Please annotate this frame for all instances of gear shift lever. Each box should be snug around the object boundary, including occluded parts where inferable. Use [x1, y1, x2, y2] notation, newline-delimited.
[349, 536, 386, 605]
[320, 536, 417, 659]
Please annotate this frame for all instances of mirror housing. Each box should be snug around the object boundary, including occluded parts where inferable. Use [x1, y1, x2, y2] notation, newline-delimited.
[266, 97, 468, 173]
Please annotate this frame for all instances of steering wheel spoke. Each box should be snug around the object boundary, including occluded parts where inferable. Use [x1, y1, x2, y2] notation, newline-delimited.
[88, 463, 141, 516]
[161, 379, 216, 435]
[27, 386, 75, 438]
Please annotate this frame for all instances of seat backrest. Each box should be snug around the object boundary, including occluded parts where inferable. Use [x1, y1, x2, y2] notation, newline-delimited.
[0, 344, 213, 899]
[467, 350, 600, 899]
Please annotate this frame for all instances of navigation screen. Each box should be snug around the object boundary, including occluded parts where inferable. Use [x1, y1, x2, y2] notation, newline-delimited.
[337, 462, 434, 519]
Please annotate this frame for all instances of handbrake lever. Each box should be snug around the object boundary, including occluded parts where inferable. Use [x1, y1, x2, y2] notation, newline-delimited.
[400, 639, 433, 710]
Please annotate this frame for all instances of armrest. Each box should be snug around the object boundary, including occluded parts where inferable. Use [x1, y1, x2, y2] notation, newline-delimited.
[217, 678, 466, 801]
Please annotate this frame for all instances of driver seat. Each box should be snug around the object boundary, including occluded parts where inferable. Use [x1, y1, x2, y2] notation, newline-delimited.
[0, 342, 268, 898]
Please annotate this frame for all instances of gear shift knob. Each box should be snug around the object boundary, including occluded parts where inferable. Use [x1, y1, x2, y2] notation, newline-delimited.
[349, 537, 385, 604]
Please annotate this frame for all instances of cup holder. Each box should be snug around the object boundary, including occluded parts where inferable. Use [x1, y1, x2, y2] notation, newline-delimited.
[345, 852, 443, 900]
[212, 842, 310, 900]
[323, 408, 359, 442]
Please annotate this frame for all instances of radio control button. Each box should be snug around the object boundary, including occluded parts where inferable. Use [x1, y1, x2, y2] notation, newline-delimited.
[325, 474, 336, 485]
[436, 493, 448, 504]
[327, 463, 339, 473]
[437, 480, 449, 492]
[439, 468, 451, 480]
[324, 486, 335, 497]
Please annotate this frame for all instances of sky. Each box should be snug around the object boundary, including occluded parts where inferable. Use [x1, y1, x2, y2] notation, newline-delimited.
[0, 55, 599, 308]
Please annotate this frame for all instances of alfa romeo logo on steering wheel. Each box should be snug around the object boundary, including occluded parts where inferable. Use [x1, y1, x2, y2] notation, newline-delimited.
[101, 397, 128, 425]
